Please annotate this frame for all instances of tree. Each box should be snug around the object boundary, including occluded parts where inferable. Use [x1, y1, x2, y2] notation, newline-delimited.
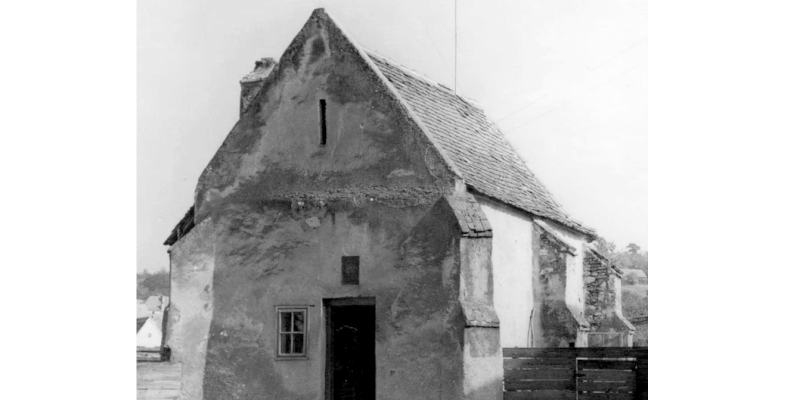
[137, 269, 170, 300]
[626, 243, 641, 255]
[594, 237, 617, 261]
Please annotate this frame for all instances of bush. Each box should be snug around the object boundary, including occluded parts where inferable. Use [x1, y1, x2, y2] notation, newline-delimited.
[622, 275, 637, 285]
[622, 290, 647, 318]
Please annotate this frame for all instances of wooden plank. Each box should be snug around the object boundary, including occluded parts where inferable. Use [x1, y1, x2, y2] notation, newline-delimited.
[137, 397, 180, 400]
[138, 377, 181, 382]
[505, 368, 575, 381]
[504, 390, 575, 400]
[579, 348, 647, 358]
[577, 360, 637, 371]
[578, 370, 636, 382]
[504, 348, 647, 359]
[137, 367, 181, 374]
[137, 362, 182, 395]
[136, 363, 181, 371]
[505, 380, 575, 391]
[577, 393, 635, 400]
[577, 380, 636, 392]
[136, 389, 181, 399]
[505, 358, 575, 369]
[636, 365, 650, 384]
[137, 381, 181, 389]
[137, 373, 181, 380]
[137, 377, 181, 385]
[136, 366, 180, 371]
[137, 379, 181, 384]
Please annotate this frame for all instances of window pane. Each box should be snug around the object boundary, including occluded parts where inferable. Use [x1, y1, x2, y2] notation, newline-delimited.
[293, 333, 304, 354]
[293, 312, 304, 332]
[280, 312, 292, 333]
[280, 333, 292, 354]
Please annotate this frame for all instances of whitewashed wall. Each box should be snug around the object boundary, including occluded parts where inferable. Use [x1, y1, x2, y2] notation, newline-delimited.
[477, 197, 533, 347]
[137, 318, 163, 348]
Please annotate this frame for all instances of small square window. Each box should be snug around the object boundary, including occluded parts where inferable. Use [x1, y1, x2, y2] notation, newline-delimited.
[342, 256, 360, 285]
[277, 307, 308, 358]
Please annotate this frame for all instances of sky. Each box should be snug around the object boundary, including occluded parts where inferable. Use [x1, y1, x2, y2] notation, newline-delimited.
[138, 0, 647, 272]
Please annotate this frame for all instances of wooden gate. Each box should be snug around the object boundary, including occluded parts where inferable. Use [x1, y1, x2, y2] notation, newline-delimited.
[503, 347, 648, 399]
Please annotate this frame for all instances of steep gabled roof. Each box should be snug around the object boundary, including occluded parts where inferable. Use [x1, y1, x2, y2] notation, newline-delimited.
[137, 317, 149, 333]
[163, 8, 595, 246]
[366, 51, 595, 237]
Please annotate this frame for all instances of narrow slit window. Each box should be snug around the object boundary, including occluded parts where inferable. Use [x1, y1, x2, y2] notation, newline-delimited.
[277, 307, 307, 358]
[319, 99, 327, 146]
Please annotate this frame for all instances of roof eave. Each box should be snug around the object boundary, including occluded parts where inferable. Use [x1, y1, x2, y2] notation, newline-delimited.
[468, 187, 597, 240]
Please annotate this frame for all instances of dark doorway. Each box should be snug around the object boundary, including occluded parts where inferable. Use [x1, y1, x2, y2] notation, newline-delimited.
[324, 298, 376, 400]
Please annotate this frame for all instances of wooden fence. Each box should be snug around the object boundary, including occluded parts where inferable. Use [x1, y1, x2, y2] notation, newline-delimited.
[503, 347, 648, 400]
[137, 346, 171, 362]
[137, 361, 182, 400]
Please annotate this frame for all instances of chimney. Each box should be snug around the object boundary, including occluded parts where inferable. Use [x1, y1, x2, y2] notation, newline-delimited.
[239, 57, 276, 117]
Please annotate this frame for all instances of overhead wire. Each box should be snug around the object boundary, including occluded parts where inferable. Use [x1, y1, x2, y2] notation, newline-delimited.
[505, 59, 648, 134]
[495, 37, 648, 124]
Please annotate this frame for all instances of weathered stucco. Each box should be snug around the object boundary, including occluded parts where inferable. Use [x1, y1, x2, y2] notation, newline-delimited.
[537, 221, 588, 319]
[476, 196, 533, 348]
[165, 7, 627, 400]
[532, 222, 578, 347]
[167, 195, 505, 399]
[458, 235, 503, 400]
[193, 9, 457, 221]
[530, 218, 596, 347]
[165, 9, 502, 400]
[165, 218, 216, 400]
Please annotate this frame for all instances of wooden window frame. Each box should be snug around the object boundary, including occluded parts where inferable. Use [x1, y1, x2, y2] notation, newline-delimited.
[276, 306, 309, 359]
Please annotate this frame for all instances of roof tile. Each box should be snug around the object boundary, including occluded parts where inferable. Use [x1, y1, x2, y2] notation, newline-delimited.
[368, 52, 594, 237]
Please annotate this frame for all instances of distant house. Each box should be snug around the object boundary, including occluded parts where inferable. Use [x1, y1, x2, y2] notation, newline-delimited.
[621, 268, 648, 284]
[137, 300, 151, 318]
[137, 314, 163, 349]
[145, 295, 169, 312]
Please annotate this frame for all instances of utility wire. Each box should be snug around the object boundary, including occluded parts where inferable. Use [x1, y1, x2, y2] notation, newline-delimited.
[421, 24, 455, 84]
[496, 37, 648, 124]
[505, 59, 648, 134]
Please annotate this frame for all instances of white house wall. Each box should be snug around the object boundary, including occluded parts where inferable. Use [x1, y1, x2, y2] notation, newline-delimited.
[137, 318, 163, 348]
[477, 197, 533, 348]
